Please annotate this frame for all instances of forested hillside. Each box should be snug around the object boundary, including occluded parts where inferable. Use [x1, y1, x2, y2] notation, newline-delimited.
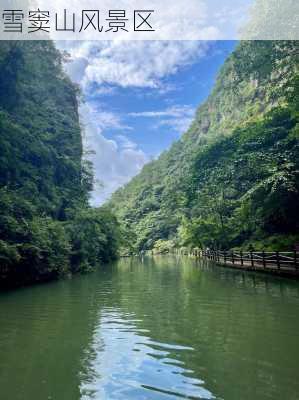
[110, 41, 299, 253]
[0, 41, 120, 286]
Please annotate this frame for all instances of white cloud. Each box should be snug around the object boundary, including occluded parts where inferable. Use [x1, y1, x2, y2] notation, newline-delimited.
[84, 103, 131, 132]
[129, 105, 196, 134]
[90, 86, 117, 97]
[57, 40, 208, 204]
[129, 105, 194, 118]
[116, 135, 138, 150]
[158, 117, 194, 134]
[56, 39, 212, 204]
[63, 41, 209, 89]
[80, 104, 147, 205]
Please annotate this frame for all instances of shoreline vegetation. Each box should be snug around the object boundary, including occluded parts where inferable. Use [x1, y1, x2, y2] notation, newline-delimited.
[0, 42, 121, 287]
[110, 41, 299, 258]
[0, 40, 298, 288]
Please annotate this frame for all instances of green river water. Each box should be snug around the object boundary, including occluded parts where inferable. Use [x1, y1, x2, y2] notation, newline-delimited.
[0, 256, 299, 400]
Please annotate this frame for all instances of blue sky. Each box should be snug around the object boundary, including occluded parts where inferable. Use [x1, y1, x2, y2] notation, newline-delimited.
[61, 40, 236, 203]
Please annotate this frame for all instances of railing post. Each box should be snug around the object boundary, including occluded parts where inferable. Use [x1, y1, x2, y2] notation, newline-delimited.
[262, 251, 266, 269]
[224, 250, 227, 264]
[240, 250, 244, 266]
[232, 251, 235, 264]
[276, 251, 280, 270]
[250, 251, 254, 268]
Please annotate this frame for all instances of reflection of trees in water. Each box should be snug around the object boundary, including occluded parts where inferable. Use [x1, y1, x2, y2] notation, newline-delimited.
[0, 275, 111, 400]
[113, 256, 299, 399]
[1, 257, 299, 400]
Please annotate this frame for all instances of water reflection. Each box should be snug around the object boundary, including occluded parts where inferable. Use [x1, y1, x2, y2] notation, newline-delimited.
[80, 307, 215, 399]
[0, 256, 299, 400]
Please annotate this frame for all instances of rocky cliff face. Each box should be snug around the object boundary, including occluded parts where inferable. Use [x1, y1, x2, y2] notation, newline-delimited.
[0, 41, 120, 286]
[110, 41, 299, 252]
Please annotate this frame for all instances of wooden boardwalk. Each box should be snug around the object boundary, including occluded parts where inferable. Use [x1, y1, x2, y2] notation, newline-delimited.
[200, 250, 299, 278]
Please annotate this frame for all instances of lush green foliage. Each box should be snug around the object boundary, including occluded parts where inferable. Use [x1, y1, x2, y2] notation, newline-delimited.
[110, 41, 299, 253]
[0, 41, 120, 286]
[67, 207, 120, 273]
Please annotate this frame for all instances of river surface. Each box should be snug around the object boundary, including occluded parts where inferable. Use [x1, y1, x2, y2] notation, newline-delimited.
[0, 256, 299, 400]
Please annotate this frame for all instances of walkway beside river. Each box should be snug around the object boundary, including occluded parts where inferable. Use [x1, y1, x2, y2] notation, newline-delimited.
[200, 250, 299, 278]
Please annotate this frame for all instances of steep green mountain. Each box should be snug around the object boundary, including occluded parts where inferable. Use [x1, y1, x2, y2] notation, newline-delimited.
[0, 41, 120, 286]
[110, 41, 299, 253]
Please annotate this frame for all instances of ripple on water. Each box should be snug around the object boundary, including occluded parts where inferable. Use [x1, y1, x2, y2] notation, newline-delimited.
[79, 308, 216, 400]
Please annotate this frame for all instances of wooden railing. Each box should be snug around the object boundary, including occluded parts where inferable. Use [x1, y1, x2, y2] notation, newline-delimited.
[201, 250, 299, 274]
